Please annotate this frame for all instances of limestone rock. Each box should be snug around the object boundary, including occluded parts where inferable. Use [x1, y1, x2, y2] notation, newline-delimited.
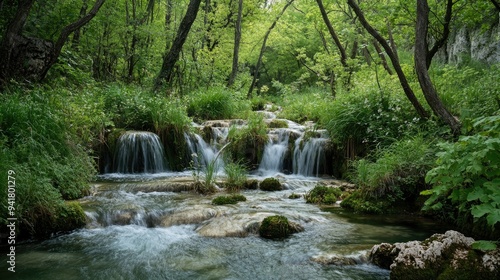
[368, 230, 500, 280]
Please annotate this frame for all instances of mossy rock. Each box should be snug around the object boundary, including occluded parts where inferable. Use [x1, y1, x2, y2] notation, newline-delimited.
[304, 186, 342, 204]
[288, 193, 301, 199]
[243, 179, 259, 190]
[259, 177, 283, 191]
[55, 201, 87, 232]
[259, 215, 303, 239]
[212, 194, 247, 205]
[268, 119, 288, 128]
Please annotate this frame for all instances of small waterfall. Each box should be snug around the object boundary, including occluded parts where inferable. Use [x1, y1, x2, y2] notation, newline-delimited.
[258, 129, 290, 175]
[184, 131, 226, 173]
[293, 136, 327, 177]
[113, 131, 168, 174]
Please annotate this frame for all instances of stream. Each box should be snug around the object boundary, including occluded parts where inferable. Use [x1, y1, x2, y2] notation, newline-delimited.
[1, 173, 447, 280]
[1, 117, 448, 279]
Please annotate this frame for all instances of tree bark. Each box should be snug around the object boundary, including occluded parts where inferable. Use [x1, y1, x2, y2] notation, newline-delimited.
[315, 0, 348, 68]
[347, 0, 430, 119]
[247, 0, 294, 98]
[427, 0, 453, 68]
[154, 0, 202, 92]
[71, 0, 89, 50]
[372, 39, 393, 75]
[227, 0, 243, 87]
[415, 0, 461, 135]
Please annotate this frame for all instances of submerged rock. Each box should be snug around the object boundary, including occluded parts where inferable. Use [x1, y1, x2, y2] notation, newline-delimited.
[368, 230, 500, 279]
[196, 212, 274, 237]
[311, 253, 368, 266]
[160, 205, 221, 227]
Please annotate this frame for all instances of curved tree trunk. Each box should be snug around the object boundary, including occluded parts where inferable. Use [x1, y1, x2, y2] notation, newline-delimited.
[0, 0, 105, 84]
[247, 0, 294, 98]
[227, 0, 243, 87]
[154, 0, 202, 93]
[415, 0, 461, 135]
[347, 0, 430, 120]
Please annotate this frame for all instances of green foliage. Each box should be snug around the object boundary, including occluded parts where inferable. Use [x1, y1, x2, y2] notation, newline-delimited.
[226, 113, 268, 167]
[224, 161, 248, 192]
[259, 177, 283, 192]
[212, 194, 247, 205]
[340, 192, 390, 214]
[323, 88, 428, 149]
[277, 88, 332, 124]
[350, 135, 435, 200]
[0, 88, 95, 238]
[423, 114, 500, 229]
[187, 86, 251, 121]
[471, 240, 497, 251]
[304, 186, 342, 204]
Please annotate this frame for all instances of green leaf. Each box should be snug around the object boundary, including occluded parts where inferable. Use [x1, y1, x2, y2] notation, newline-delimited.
[472, 240, 497, 251]
[467, 187, 485, 202]
[486, 209, 500, 227]
[471, 204, 492, 218]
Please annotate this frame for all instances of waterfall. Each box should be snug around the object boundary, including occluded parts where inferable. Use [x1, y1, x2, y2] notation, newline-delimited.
[113, 131, 168, 174]
[184, 130, 226, 173]
[258, 129, 290, 175]
[293, 136, 327, 177]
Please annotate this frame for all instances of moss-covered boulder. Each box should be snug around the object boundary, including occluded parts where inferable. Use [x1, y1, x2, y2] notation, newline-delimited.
[243, 179, 259, 190]
[304, 185, 342, 204]
[212, 194, 247, 205]
[258, 215, 303, 239]
[369, 230, 500, 280]
[259, 177, 283, 191]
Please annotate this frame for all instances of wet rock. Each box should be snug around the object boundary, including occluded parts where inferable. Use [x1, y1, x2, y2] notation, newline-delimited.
[312, 253, 368, 266]
[160, 205, 221, 227]
[259, 177, 283, 191]
[258, 215, 304, 239]
[368, 230, 500, 279]
[196, 212, 274, 237]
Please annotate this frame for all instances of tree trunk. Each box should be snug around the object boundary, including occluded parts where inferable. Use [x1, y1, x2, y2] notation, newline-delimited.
[427, 0, 453, 69]
[0, 0, 105, 84]
[372, 39, 393, 75]
[248, 0, 294, 98]
[71, 0, 89, 50]
[347, 0, 430, 119]
[154, 0, 202, 93]
[315, 0, 348, 68]
[415, 0, 461, 135]
[227, 0, 243, 87]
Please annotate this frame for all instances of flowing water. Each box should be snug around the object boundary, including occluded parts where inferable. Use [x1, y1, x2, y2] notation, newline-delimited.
[1, 120, 448, 279]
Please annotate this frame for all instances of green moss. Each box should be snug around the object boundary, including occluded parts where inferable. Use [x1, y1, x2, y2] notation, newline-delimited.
[212, 194, 247, 205]
[260, 177, 283, 191]
[340, 191, 390, 214]
[56, 201, 87, 232]
[304, 186, 342, 204]
[288, 193, 301, 199]
[243, 179, 259, 190]
[268, 119, 288, 128]
[259, 215, 301, 239]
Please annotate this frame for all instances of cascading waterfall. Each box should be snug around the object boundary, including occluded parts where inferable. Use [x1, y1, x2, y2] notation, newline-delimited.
[293, 136, 327, 177]
[258, 129, 290, 175]
[184, 129, 227, 173]
[113, 131, 168, 173]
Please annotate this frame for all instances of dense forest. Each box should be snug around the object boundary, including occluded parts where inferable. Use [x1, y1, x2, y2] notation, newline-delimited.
[1, 0, 499, 245]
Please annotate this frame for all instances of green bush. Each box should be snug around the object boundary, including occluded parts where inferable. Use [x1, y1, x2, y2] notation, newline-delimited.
[423, 114, 500, 231]
[226, 113, 268, 167]
[0, 88, 95, 239]
[259, 177, 283, 191]
[187, 86, 250, 121]
[277, 88, 332, 124]
[212, 194, 247, 205]
[304, 186, 342, 204]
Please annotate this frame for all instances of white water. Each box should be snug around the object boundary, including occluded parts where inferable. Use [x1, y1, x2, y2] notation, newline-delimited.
[113, 131, 168, 173]
[258, 129, 290, 175]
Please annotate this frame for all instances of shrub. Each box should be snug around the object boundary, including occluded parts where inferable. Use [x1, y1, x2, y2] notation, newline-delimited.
[422, 114, 500, 232]
[224, 161, 248, 192]
[187, 86, 250, 121]
[212, 194, 247, 205]
[226, 113, 268, 167]
[260, 177, 283, 191]
[305, 186, 342, 204]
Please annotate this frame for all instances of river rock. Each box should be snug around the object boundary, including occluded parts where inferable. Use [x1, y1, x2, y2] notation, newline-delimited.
[196, 212, 274, 237]
[368, 230, 500, 279]
[160, 205, 221, 227]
